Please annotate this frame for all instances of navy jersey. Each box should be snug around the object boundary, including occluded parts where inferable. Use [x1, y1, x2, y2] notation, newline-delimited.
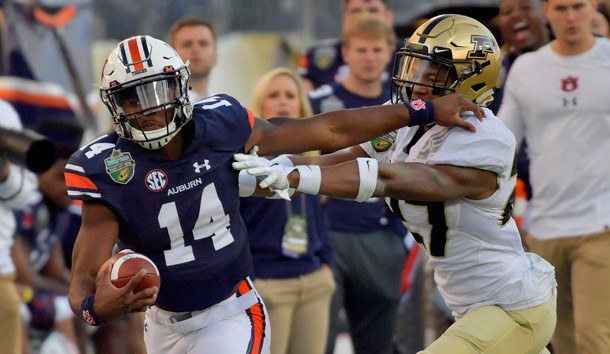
[65, 94, 254, 312]
[309, 83, 391, 114]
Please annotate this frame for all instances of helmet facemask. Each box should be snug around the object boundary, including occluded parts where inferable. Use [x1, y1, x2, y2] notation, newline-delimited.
[101, 66, 192, 150]
[391, 45, 457, 104]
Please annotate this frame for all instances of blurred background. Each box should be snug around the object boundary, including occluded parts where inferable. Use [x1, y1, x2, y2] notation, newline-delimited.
[0, 0, 501, 141]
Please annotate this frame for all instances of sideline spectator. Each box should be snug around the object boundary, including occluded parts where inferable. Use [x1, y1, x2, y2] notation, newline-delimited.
[298, 0, 395, 91]
[308, 13, 407, 354]
[592, 0, 610, 37]
[168, 16, 218, 102]
[241, 67, 335, 354]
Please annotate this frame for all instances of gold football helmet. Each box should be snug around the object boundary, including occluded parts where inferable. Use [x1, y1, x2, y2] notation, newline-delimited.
[392, 14, 501, 106]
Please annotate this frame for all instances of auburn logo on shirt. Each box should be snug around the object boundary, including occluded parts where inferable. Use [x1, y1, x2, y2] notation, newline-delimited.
[561, 76, 578, 92]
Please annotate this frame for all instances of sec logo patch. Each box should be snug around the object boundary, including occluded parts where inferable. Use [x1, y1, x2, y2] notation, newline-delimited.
[145, 169, 168, 192]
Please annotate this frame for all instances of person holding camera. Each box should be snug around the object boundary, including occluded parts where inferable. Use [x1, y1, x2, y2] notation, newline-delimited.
[0, 99, 40, 354]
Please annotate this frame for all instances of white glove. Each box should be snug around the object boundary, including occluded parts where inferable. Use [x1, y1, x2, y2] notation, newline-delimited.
[233, 146, 295, 200]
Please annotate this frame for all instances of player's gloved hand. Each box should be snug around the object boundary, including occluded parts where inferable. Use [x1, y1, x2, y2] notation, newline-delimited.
[233, 146, 294, 200]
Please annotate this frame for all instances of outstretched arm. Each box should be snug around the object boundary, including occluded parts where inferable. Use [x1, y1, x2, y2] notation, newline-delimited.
[249, 94, 484, 156]
[288, 159, 498, 202]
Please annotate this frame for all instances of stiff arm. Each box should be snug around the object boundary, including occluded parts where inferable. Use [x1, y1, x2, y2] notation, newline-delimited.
[249, 93, 484, 157]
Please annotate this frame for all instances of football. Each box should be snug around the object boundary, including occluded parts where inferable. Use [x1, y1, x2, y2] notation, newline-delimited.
[110, 251, 160, 293]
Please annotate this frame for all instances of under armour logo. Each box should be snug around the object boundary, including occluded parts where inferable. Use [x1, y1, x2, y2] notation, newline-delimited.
[562, 97, 577, 107]
[193, 160, 210, 173]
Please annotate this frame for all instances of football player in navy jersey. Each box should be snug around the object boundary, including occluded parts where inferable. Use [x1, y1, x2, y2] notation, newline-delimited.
[64, 35, 482, 354]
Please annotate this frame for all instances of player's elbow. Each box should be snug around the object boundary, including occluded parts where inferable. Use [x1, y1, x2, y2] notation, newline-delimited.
[68, 288, 82, 317]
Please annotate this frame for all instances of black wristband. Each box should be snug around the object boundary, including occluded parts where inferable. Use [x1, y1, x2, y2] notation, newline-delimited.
[81, 294, 103, 326]
[405, 99, 435, 127]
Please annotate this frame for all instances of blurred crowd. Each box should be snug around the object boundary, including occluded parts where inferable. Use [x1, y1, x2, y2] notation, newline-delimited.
[1, 0, 609, 353]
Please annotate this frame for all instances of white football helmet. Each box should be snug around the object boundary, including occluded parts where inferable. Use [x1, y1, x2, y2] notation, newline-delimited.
[100, 35, 192, 150]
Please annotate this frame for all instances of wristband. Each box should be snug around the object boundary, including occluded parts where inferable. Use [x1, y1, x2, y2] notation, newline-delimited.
[355, 158, 378, 202]
[295, 165, 321, 195]
[81, 294, 103, 326]
[238, 170, 257, 197]
[405, 99, 435, 127]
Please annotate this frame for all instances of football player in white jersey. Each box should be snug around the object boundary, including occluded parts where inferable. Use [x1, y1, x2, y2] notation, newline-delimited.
[234, 14, 557, 354]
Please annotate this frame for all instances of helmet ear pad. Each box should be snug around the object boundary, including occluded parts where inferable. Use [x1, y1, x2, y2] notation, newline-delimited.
[99, 35, 193, 149]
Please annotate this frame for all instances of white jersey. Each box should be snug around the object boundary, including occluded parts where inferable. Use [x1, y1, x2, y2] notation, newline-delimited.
[498, 38, 610, 239]
[0, 100, 39, 275]
[361, 109, 556, 317]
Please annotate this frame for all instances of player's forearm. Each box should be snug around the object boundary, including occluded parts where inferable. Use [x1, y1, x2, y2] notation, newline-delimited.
[259, 104, 409, 156]
[288, 159, 375, 201]
[68, 273, 95, 316]
[314, 104, 408, 150]
[377, 163, 490, 202]
[287, 149, 362, 166]
[319, 162, 362, 199]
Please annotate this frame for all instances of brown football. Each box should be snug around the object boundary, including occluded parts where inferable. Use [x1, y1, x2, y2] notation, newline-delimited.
[110, 251, 160, 293]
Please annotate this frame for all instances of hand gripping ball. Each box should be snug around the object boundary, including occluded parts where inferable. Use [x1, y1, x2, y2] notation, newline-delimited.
[110, 251, 160, 293]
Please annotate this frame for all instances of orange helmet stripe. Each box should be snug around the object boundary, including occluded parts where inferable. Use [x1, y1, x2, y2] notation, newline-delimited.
[127, 38, 144, 71]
